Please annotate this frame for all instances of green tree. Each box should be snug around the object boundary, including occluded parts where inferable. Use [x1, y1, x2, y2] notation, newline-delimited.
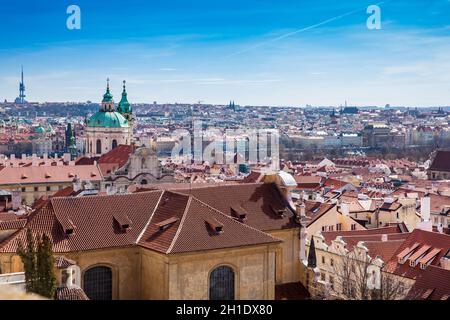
[36, 234, 56, 298]
[17, 228, 37, 293]
[17, 229, 56, 299]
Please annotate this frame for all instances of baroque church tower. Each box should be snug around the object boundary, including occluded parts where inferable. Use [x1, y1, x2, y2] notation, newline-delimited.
[84, 79, 133, 156]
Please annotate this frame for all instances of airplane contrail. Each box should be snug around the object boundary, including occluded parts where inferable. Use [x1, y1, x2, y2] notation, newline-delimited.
[225, 1, 388, 58]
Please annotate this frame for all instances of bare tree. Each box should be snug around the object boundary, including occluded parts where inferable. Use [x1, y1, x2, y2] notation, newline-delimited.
[324, 251, 412, 300]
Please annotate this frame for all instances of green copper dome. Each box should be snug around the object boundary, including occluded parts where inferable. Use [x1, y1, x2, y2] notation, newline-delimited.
[34, 125, 46, 134]
[102, 78, 114, 103]
[117, 80, 132, 114]
[87, 111, 129, 128]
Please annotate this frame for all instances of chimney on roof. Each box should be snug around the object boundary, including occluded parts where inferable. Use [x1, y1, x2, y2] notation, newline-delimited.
[106, 185, 117, 196]
[11, 189, 22, 210]
[441, 255, 450, 270]
[437, 223, 444, 234]
[297, 202, 306, 218]
[11, 154, 18, 167]
[381, 234, 388, 242]
[31, 154, 38, 167]
[417, 196, 432, 232]
[73, 176, 82, 192]
[63, 153, 70, 163]
[341, 202, 350, 216]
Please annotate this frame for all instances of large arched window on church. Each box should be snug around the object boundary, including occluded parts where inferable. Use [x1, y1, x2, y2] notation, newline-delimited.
[112, 139, 118, 149]
[209, 265, 235, 300]
[96, 139, 102, 155]
[83, 266, 112, 300]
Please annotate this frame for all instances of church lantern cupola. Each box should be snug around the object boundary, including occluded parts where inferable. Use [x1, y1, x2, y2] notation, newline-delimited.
[101, 78, 114, 111]
[117, 80, 133, 122]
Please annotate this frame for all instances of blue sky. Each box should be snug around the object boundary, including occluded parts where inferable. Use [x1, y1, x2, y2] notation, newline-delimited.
[0, 0, 449, 106]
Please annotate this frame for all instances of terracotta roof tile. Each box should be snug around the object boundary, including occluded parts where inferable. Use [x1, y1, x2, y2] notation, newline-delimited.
[0, 184, 286, 254]
[384, 229, 450, 281]
[56, 287, 89, 300]
[173, 183, 298, 231]
[0, 191, 164, 253]
[429, 150, 450, 172]
[55, 256, 77, 269]
[98, 144, 133, 168]
[0, 165, 102, 185]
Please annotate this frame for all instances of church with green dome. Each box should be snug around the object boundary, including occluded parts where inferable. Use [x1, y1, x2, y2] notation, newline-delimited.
[85, 79, 134, 156]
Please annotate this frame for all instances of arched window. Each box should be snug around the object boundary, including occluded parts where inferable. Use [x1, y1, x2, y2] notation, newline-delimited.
[141, 158, 146, 169]
[112, 139, 118, 149]
[209, 265, 235, 300]
[96, 139, 102, 155]
[83, 266, 112, 300]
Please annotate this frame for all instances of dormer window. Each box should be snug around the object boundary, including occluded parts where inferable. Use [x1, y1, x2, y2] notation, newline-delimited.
[65, 228, 74, 235]
[206, 218, 224, 234]
[231, 205, 247, 221]
[113, 214, 132, 232]
[155, 217, 178, 231]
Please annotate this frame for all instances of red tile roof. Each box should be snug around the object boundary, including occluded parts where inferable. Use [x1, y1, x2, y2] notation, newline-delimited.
[363, 240, 406, 262]
[321, 226, 409, 262]
[301, 201, 335, 227]
[429, 150, 450, 172]
[0, 165, 102, 185]
[55, 256, 76, 269]
[139, 193, 280, 253]
[406, 265, 450, 300]
[0, 219, 27, 231]
[56, 287, 89, 300]
[173, 183, 298, 231]
[0, 185, 286, 254]
[384, 229, 450, 281]
[0, 191, 164, 253]
[98, 144, 133, 168]
[0, 213, 20, 221]
[241, 171, 265, 183]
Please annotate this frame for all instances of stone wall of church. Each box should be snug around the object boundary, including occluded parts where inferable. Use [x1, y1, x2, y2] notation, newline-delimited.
[2, 243, 280, 300]
[64, 247, 141, 300]
[145, 245, 277, 300]
[269, 228, 301, 284]
[85, 127, 132, 156]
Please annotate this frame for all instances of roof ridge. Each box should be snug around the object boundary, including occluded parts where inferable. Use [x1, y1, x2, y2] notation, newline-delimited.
[0, 203, 54, 252]
[173, 182, 266, 191]
[363, 239, 407, 244]
[166, 195, 193, 254]
[135, 190, 165, 244]
[50, 189, 162, 202]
